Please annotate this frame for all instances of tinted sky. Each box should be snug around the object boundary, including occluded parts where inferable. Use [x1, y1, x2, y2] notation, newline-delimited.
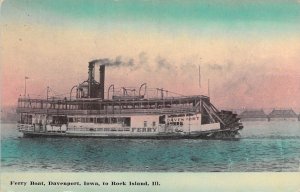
[1, 0, 300, 109]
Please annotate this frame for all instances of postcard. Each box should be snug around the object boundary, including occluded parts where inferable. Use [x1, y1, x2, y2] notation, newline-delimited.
[1, 0, 300, 191]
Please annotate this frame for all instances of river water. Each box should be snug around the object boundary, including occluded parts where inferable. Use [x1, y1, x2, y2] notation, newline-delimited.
[1, 122, 300, 172]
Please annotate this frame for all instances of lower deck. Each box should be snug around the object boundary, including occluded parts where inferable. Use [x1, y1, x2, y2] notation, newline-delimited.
[18, 111, 222, 135]
[16, 96, 242, 139]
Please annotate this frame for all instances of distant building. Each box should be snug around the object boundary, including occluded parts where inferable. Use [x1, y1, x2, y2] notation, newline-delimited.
[238, 109, 268, 121]
[268, 109, 298, 121]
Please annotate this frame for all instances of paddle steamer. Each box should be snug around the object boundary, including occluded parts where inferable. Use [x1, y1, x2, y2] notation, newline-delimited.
[17, 59, 243, 139]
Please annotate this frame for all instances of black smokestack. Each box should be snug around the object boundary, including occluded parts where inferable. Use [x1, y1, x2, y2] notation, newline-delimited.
[88, 62, 95, 98]
[99, 65, 105, 99]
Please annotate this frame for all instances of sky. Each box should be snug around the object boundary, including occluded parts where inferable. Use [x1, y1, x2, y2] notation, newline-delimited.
[1, 0, 300, 109]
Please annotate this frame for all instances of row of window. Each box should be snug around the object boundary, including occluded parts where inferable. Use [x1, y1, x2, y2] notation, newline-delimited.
[86, 128, 131, 132]
[70, 127, 156, 132]
[143, 121, 156, 127]
[68, 117, 131, 126]
[168, 113, 195, 118]
[19, 115, 33, 124]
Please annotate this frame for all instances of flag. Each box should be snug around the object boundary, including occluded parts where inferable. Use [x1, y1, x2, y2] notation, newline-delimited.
[25, 76, 29, 79]
[198, 65, 201, 88]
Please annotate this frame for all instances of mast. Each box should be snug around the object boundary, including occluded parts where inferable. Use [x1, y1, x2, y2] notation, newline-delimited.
[46, 86, 49, 116]
[198, 65, 201, 89]
[208, 79, 210, 98]
[24, 76, 29, 97]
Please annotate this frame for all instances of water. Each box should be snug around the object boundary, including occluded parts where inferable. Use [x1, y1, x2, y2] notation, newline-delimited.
[1, 122, 300, 172]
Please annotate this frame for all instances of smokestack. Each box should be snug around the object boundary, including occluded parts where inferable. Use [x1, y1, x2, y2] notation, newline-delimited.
[88, 62, 95, 98]
[99, 65, 105, 99]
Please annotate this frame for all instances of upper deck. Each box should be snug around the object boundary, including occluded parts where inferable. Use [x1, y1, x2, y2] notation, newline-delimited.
[17, 95, 210, 116]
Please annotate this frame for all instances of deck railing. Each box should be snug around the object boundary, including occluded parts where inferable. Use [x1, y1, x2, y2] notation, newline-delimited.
[16, 106, 197, 115]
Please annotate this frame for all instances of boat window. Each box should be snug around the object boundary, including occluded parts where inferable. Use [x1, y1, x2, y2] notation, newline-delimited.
[20, 114, 26, 124]
[52, 116, 67, 124]
[68, 118, 74, 123]
[180, 122, 183, 126]
[116, 118, 121, 123]
[124, 118, 131, 126]
[104, 118, 109, 123]
[159, 115, 165, 124]
[142, 128, 146, 132]
[97, 118, 101, 123]
[90, 118, 94, 123]
[22, 114, 26, 124]
[97, 118, 105, 124]
[19, 114, 22, 123]
[82, 118, 86, 123]
[111, 118, 117, 123]
[28, 115, 32, 124]
[144, 121, 147, 127]
[152, 121, 156, 127]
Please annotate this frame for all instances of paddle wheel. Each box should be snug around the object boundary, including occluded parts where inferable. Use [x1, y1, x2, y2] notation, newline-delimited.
[200, 99, 243, 139]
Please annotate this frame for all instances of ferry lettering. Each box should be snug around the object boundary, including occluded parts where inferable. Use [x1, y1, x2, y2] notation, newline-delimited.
[168, 118, 184, 122]
[10, 181, 27, 186]
[30, 181, 45, 186]
[111, 181, 126, 186]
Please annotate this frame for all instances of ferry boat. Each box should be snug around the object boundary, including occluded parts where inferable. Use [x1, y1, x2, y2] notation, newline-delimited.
[16, 59, 243, 139]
